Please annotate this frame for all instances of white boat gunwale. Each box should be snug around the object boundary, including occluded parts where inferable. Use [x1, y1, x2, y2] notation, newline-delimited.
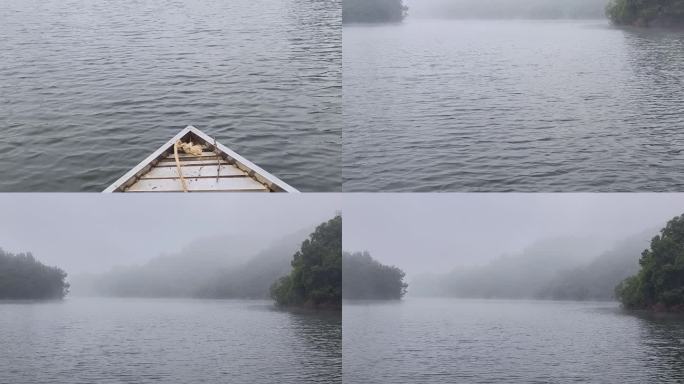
[103, 125, 299, 193]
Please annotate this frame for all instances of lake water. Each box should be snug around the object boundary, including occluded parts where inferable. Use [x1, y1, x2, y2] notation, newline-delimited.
[343, 19, 684, 191]
[0, 0, 341, 191]
[0, 298, 341, 383]
[343, 298, 684, 383]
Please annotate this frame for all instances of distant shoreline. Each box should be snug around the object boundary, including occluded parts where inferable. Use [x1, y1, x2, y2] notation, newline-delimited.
[343, 17, 611, 26]
[274, 302, 342, 312]
[345, 297, 619, 303]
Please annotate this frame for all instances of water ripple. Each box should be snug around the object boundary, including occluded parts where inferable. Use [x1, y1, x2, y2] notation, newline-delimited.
[0, 298, 341, 383]
[343, 299, 684, 383]
[343, 20, 684, 191]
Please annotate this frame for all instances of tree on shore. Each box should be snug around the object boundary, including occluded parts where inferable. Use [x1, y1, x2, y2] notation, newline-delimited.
[342, 251, 408, 300]
[607, 0, 684, 27]
[343, 0, 407, 23]
[270, 215, 342, 309]
[0, 249, 69, 300]
[615, 214, 684, 311]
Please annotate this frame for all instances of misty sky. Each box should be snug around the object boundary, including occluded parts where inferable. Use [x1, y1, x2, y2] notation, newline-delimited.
[343, 194, 684, 276]
[404, 0, 608, 19]
[0, 194, 338, 274]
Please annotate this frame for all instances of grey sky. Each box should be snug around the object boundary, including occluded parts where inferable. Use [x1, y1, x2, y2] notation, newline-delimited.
[0, 194, 339, 274]
[404, 0, 608, 19]
[343, 194, 684, 275]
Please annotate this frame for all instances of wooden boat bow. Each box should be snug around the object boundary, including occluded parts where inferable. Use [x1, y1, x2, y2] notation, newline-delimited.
[103, 126, 299, 193]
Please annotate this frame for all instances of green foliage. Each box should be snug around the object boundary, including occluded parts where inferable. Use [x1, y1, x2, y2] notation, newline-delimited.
[342, 251, 407, 299]
[0, 249, 69, 299]
[607, 0, 684, 26]
[615, 275, 643, 308]
[343, 0, 407, 23]
[616, 214, 684, 310]
[270, 215, 342, 309]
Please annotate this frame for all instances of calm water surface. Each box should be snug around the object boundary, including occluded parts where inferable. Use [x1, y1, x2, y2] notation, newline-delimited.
[343, 298, 684, 383]
[0, 298, 341, 383]
[0, 0, 341, 191]
[343, 20, 684, 191]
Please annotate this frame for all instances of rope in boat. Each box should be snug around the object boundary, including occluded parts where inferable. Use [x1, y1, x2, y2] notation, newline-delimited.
[213, 138, 220, 182]
[173, 140, 189, 193]
[173, 139, 206, 192]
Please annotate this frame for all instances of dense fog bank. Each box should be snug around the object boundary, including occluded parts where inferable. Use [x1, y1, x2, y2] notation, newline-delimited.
[407, 0, 608, 19]
[411, 232, 652, 301]
[71, 228, 312, 299]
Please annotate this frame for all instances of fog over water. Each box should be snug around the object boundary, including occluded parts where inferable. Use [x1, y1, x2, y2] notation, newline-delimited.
[343, 194, 684, 276]
[343, 194, 684, 384]
[0, 194, 343, 384]
[0, 194, 338, 274]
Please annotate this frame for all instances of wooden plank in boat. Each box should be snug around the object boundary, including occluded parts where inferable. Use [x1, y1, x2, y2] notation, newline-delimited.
[141, 164, 246, 179]
[158, 153, 218, 161]
[154, 159, 231, 167]
[103, 127, 196, 193]
[160, 153, 221, 161]
[126, 176, 269, 192]
[187, 126, 299, 193]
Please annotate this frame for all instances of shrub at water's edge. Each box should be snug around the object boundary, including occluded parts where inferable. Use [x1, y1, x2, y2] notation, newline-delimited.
[0, 249, 70, 300]
[607, 0, 684, 27]
[342, 251, 407, 300]
[343, 0, 407, 23]
[270, 215, 341, 309]
[616, 214, 684, 312]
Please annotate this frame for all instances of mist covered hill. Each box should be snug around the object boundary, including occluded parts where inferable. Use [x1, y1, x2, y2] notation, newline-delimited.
[540, 231, 652, 300]
[71, 227, 312, 299]
[411, 233, 652, 300]
[196, 230, 308, 299]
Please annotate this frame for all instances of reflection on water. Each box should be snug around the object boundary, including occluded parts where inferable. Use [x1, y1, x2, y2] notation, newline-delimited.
[0, 298, 341, 383]
[0, 0, 341, 191]
[280, 308, 343, 384]
[343, 20, 684, 191]
[343, 298, 684, 383]
[628, 310, 684, 381]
